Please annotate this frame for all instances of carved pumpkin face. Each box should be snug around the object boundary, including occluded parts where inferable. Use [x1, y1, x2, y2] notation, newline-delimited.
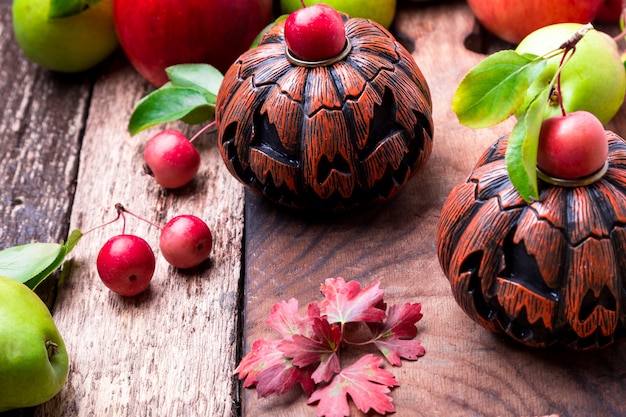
[437, 132, 626, 350]
[215, 15, 433, 211]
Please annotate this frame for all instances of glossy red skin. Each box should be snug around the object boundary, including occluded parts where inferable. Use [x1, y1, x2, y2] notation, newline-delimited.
[537, 111, 609, 180]
[596, 0, 623, 22]
[159, 215, 212, 269]
[144, 129, 200, 189]
[113, 0, 273, 86]
[96, 235, 156, 296]
[466, 0, 603, 44]
[284, 3, 346, 61]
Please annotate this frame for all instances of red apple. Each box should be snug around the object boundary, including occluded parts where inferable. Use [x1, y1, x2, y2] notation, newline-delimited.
[113, 0, 273, 87]
[596, 0, 624, 22]
[537, 111, 608, 180]
[466, 0, 603, 44]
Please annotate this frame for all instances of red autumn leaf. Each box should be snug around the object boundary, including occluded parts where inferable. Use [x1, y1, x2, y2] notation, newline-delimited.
[235, 338, 315, 396]
[279, 317, 343, 383]
[368, 302, 425, 366]
[307, 354, 399, 417]
[319, 277, 386, 325]
[238, 278, 427, 413]
[266, 298, 321, 339]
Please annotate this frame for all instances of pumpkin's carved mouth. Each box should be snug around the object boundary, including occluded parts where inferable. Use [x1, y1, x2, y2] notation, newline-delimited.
[220, 86, 431, 211]
[579, 286, 617, 322]
[456, 238, 620, 350]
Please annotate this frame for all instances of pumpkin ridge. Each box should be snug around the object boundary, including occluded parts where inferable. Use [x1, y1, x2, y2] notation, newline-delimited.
[438, 133, 626, 349]
[216, 13, 433, 211]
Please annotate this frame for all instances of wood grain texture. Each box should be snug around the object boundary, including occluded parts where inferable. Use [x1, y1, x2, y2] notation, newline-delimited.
[0, 2, 92, 247]
[0, 0, 98, 351]
[240, 1, 626, 417]
[2, 0, 626, 416]
[28, 55, 246, 416]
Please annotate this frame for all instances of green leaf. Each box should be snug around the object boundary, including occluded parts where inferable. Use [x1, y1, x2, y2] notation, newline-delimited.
[128, 64, 223, 135]
[48, 0, 102, 19]
[0, 230, 83, 290]
[65, 229, 83, 253]
[24, 247, 68, 290]
[128, 87, 215, 135]
[452, 50, 546, 129]
[25, 230, 82, 290]
[505, 89, 550, 202]
[165, 64, 223, 98]
[0, 243, 63, 284]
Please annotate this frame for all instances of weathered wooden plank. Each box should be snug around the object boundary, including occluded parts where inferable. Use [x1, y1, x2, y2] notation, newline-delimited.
[2, 0, 626, 416]
[240, 1, 626, 417]
[30, 52, 246, 416]
[0, 1, 91, 248]
[0, 3, 90, 415]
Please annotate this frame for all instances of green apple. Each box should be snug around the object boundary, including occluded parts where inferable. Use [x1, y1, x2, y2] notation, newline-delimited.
[280, 0, 397, 29]
[12, 0, 118, 73]
[516, 23, 626, 125]
[0, 275, 69, 412]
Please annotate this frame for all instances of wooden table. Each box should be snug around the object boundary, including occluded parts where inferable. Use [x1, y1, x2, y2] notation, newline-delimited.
[2, 1, 626, 416]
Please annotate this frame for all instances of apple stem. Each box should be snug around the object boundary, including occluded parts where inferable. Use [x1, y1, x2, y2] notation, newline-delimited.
[558, 23, 593, 50]
[540, 23, 593, 62]
[46, 340, 60, 360]
[299, 0, 306, 7]
[189, 120, 217, 144]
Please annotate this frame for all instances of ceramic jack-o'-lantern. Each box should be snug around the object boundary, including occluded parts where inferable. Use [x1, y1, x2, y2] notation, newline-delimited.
[215, 10, 434, 211]
[437, 130, 626, 350]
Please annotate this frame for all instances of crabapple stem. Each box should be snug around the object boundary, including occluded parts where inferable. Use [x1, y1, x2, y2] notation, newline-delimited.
[82, 209, 123, 236]
[543, 32, 581, 118]
[115, 203, 163, 230]
[556, 50, 571, 117]
[614, 28, 626, 42]
[613, 10, 626, 41]
[189, 120, 217, 144]
[82, 203, 165, 238]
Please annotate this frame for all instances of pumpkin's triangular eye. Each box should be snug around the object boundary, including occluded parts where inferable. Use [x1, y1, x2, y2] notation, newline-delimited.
[250, 110, 299, 166]
[499, 231, 558, 302]
[359, 88, 403, 158]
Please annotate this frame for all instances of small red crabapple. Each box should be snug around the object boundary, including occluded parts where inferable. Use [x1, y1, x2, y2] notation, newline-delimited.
[96, 234, 156, 296]
[159, 215, 213, 269]
[144, 129, 201, 189]
[284, 3, 346, 62]
[537, 110, 608, 180]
